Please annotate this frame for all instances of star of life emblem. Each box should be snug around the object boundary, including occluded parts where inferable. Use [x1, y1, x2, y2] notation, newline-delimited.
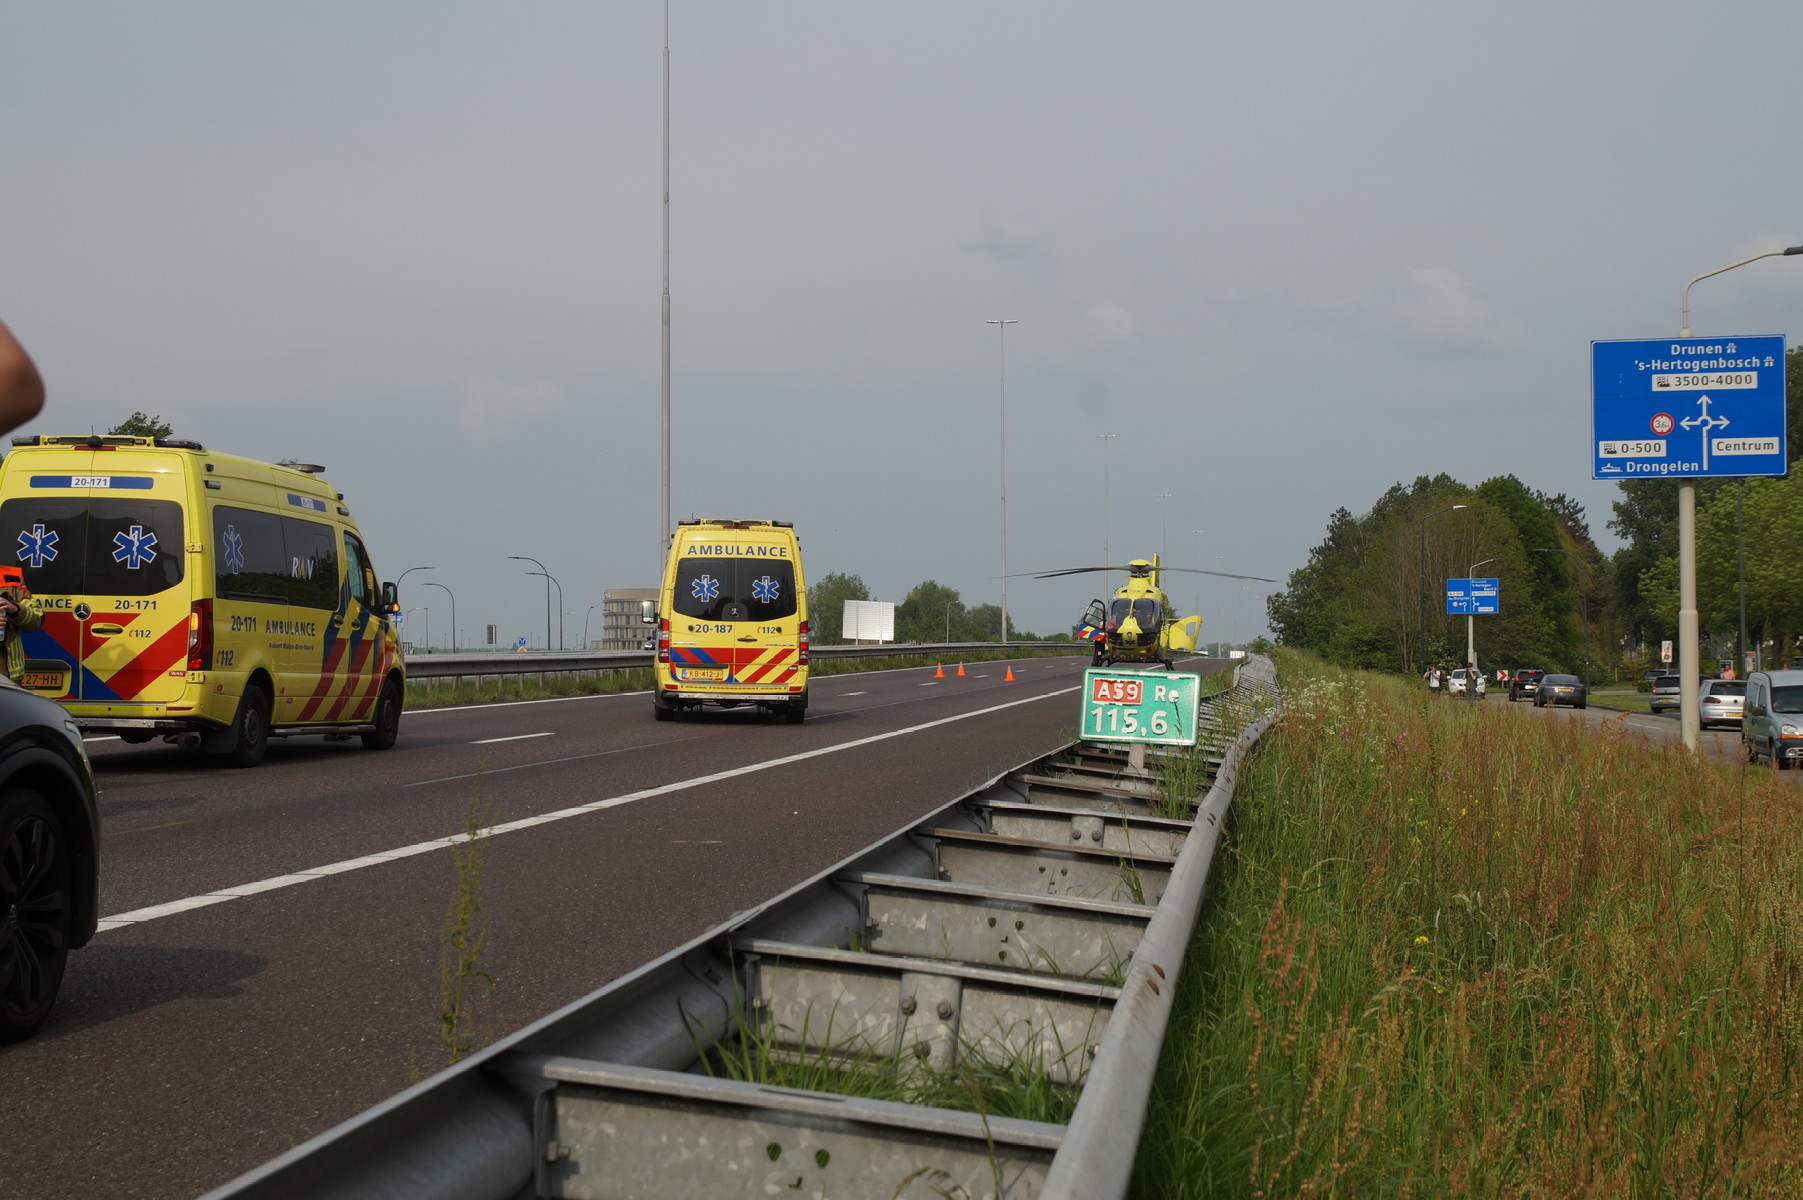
[751, 575, 781, 603]
[691, 575, 720, 603]
[17, 523, 58, 568]
[223, 525, 246, 573]
[113, 525, 158, 569]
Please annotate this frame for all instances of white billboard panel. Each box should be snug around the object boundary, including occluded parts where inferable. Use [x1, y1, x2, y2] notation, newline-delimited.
[842, 599, 895, 643]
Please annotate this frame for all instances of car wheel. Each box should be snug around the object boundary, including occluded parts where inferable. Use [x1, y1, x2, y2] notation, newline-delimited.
[1745, 738, 1760, 765]
[361, 678, 403, 750]
[1577, 702, 1587, 710]
[0, 787, 72, 1043]
[783, 696, 807, 725]
[218, 684, 271, 768]
[653, 696, 675, 722]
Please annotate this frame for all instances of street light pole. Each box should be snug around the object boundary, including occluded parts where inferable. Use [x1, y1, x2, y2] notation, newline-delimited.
[986, 318, 1017, 645]
[1674, 243, 1803, 750]
[1532, 547, 1591, 690]
[584, 605, 597, 649]
[1465, 557, 1497, 693]
[509, 556, 554, 651]
[659, 0, 672, 582]
[1095, 433, 1117, 565]
[527, 573, 564, 649]
[1190, 530, 1206, 618]
[423, 581, 457, 653]
[1416, 504, 1468, 674]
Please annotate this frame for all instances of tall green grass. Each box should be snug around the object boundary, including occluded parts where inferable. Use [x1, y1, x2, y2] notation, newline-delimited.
[1136, 649, 1803, 1198]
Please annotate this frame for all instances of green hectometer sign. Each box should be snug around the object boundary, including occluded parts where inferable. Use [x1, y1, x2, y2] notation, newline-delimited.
[1080, 669, 1201, 746]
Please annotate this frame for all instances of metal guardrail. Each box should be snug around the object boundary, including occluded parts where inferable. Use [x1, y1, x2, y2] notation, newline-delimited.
[403, 642, 1082, 681]
[201, 656, 1279, 1200]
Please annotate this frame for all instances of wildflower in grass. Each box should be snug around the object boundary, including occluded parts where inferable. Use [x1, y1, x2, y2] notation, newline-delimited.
[1413, 935, 1430, 946]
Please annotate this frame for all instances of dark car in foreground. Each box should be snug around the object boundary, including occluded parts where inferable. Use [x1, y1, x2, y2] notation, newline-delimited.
[1507, 669, 1545, 702]
[0, 680, 100, 1042]
[1534, 674, 1588, 709]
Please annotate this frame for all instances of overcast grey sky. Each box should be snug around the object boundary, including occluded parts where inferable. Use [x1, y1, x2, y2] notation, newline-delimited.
[5, 2, 1799, 646]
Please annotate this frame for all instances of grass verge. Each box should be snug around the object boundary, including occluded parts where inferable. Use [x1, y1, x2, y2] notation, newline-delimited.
[1135, 648, 1803, 1198]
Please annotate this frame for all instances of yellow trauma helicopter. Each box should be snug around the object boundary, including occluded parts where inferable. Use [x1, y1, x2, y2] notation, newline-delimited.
[1025, 555, 1276, 670]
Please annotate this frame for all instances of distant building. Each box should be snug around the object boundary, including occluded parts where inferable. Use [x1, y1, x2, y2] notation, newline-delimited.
[599, 587, 659, 649]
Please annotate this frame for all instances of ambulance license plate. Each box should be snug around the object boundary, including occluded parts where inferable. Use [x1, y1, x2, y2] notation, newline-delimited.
[679, 668, 727, 682]
[21, 671, 66, 690]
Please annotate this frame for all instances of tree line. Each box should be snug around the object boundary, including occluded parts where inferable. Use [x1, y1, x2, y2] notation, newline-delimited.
[1268, 348, 1803, 678]
[808, 572, 1065, 644]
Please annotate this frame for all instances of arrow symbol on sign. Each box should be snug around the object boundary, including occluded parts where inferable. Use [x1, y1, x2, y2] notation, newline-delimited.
[1679, 394, 1731, 468]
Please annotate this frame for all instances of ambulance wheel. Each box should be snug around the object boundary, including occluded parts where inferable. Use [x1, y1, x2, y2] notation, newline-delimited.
[653, 696, 676, 722]
[783, 696, 807, 725]
[220, 685, 270, 768]
[0, 787, 71, 1043]
[361, 679, 402, 750]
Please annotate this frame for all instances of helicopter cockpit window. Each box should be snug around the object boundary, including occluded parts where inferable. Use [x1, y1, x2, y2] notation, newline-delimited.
[1106, 597, 1163, 630]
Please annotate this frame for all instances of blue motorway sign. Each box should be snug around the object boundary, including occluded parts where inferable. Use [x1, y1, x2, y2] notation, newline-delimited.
[1592, 336, 1787, 480]
[1446, 578, 1498, 615]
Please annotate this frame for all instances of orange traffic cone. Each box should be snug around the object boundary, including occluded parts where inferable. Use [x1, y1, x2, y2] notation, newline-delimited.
[934, 664, 945, 678]
[1004, 666, 1016, 682]
[956, 662, 966, 676]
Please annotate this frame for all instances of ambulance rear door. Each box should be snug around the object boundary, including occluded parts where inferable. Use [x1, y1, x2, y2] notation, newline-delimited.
[2, 458, 193, 706]
[667, 551, 803, 690]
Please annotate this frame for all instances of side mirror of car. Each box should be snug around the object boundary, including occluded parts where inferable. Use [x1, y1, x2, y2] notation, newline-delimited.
[382, 581, 399, 613]
[640, 599, 657, 625]
[1746, 702, 1766, 716]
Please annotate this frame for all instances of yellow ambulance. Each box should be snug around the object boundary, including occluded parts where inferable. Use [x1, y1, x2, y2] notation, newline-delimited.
[0, 435, 404, 766]
[652, 519, 809, 723]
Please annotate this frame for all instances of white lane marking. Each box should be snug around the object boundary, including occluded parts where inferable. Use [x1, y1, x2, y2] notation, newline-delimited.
[839, 691, 867, 697]
[471, 732, 555, 745]
[920, 681, 940, 687]
[96, 685, 1077, 932]
[83, 736, 120, 744]
[408, 691, 650, 716]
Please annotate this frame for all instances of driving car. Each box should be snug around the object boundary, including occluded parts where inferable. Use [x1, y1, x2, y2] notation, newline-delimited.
[1649, 674, 1682, 713]
[1743, 670, 1803, 768]
[1698, 679, 1746, 729]
[0, 679, 101, 1042]
[1507, 669, 1545, 702]
[1533, 674, 1588, 709]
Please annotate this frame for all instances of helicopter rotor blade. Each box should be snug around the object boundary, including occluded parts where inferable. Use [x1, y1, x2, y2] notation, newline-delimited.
[994, 566, 1131, 579]
[1156, 567, 1279, 583]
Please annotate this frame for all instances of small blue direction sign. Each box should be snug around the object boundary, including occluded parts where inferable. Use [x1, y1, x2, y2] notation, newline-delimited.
[1592, 336, 1787, 480]
[1446, 578, 1499, 615]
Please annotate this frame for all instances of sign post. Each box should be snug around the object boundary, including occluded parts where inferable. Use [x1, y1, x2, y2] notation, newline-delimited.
[1446, 578, 1500, 697]
[1595, 334, 1787, 749]
[1080, 668, 1202, 775]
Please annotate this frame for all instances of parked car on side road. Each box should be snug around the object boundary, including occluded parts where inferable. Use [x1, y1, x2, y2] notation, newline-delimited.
[1508, 669, 1545, 702]
[1533, 674, 1588, 709]
[1649, 674, 1682, 713]
[0, 680, 100, 1042]
[1698, 679, 1746, 729]
[1743, 670, 1803, 768]
[1447, 668, 1485, 698]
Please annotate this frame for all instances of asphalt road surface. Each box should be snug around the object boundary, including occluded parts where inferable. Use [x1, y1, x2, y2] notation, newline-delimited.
[1492, 692, 1801, 785]
[3, 653, 1226, 1200]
